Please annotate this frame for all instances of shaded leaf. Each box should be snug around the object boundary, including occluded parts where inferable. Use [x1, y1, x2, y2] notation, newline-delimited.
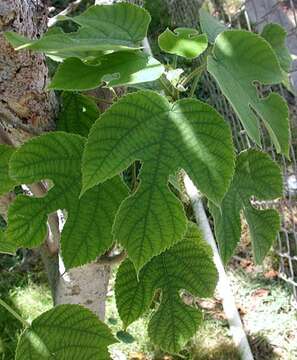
[209, 149, 282, 264]
[207, 30, 290, 156]
[0, 145, 17, 196]
[261, 23, 294, 94]
[199, 9, 226, 44]
[5, 3, 150, 60]
[16, 304, 116, 359]
[8, 132, 127, 269]
[49, 52, 164, 91]
[115, 223, 217, 353]
[158, 28, 208, 59]
[261, 23, 292, 73]
[0, 230, 16, 255]
[58, 92, 100, 136]
[82, 90, 235, 271]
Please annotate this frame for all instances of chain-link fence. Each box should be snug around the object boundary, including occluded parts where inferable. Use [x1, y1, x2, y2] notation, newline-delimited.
[201, 0, 297, 301]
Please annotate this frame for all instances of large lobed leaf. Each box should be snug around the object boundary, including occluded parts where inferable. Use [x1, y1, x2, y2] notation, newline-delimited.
[5, 3, 150, 60]
[115, 223, 217, 353]
[0, 144, 17, 196]
[209, 149, 282, 264]
[199, 9, 226, 44]
[207, 30, 290, 157]
[16, 304, 116, 359]
[57, 92, 100, 137]
[82, 90, 235, 271]
[7, 132, 127, 269]
[49, 52, 164, 91]
[0, 230, 16, 255]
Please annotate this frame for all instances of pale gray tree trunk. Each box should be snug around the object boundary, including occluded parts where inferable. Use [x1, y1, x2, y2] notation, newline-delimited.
[0, 0, 111, 321]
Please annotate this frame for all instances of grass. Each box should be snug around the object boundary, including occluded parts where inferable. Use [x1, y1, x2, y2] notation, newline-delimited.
[0, 253, 52, 360]
[0, 251, 296, 360]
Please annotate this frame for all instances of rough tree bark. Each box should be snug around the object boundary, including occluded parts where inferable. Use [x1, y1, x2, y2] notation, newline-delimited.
[166, 0, 205, 27]
[0, 0, 112, 320]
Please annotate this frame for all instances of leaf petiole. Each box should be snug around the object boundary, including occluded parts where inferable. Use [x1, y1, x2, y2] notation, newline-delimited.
[0, 298, 29, 328]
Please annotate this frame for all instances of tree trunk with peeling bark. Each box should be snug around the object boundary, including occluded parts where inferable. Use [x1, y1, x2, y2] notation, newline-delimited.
[0, 0, 111, 321]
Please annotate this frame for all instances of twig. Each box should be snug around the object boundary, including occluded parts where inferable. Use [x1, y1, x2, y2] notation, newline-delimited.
[48, 0, 83, 27]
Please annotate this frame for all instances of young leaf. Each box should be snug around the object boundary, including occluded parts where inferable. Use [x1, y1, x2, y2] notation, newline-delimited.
[158, 28, 208, 59]
[207, 30, 290, 157]
[82, 90, 235, 271]
[49, 52, 164, 91]
[5, 3, 151, 60]
[58, 92, 100, 136]
[8, 132, 127, 269]
[16, 304, 116, 359]
[199, 9, 226, 44]
[0, 144, 17, 196]
[209, 149, 282, 264]
[115, 223, 217, 353]
[261, 23, 292, 73]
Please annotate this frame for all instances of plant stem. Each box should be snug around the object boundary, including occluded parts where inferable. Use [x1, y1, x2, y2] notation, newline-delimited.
[90, 96, 113, 105]
[189, 73, 200, 98]
[181, 63, 206, 87]
[158, 76, 174, 98]
[0, 298, 29, 327]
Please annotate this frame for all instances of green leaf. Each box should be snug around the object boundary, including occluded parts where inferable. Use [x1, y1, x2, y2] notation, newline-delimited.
[16, 304, 116, 359]
[260, 23, 294, 94]
[158, 28, 208, 59]
[207, 30, 290, 157]
[115, 223, 217, 353]
[82, 90, 235, 271]
[261, 23, 292, 73]
[49, 52, 164, 91]
[0, 145, 17, 196]
[0, 230, 17, 255]
[5, 3, 151, 60]
[199, 9, 226, 44]
[8, 132, 127, 269]
[58, 92, 100, 136]
[209, 149, 282, 264]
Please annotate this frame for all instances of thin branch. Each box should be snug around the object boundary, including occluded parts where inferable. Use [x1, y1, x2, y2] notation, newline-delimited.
[48, 0, 83, 27]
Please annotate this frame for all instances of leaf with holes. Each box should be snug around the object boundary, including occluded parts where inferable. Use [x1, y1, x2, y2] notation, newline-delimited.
[58, 92, 100, 136]
[16, 304, 116, 359]
[82, 90, 235, 271]
[8, 132, 127, 269]
[115, 223, 217, 353]
[0, 144, 17, 196]
[5, 3, 150, 61]
[158, 28, 208, 59]
[209, 149, 282, 264]
[199, 9, 226, 44]
[207, 30, 290, 156]
[48, 52, 164, 91]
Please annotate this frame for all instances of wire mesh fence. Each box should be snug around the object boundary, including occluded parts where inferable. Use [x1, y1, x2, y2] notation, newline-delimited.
[200, 0, 297, 301]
